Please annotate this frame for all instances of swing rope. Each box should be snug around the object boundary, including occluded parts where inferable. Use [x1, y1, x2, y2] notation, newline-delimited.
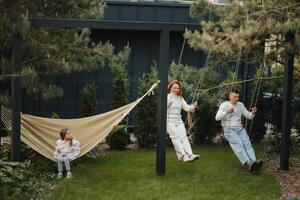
[171, 35, 212, 131]
[247, 23, 300, 137]
[178, 38, 186, 65]
[227, 48, 243, 131]
[231, 48, 243, 91]
[185, 49, 212, 130]
[246, 54, 266, 137]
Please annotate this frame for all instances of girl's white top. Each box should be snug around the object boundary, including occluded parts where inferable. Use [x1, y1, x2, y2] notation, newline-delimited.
[53, 139, 81, 160]
[215, 101, 255, 128]
[167, 94, 195, 124]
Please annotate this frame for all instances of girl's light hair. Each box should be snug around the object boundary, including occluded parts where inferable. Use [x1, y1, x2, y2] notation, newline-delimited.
[59, 128, 73, 147]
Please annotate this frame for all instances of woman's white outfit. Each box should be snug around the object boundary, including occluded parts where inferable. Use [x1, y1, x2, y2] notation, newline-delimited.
[167, 94, 198, 162]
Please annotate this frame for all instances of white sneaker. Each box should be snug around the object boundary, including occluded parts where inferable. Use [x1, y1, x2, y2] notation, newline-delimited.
[66, 171, 72, 179]
[182, 155, 191, 162]
[189, 154, 200, 162]
[57, 172, 63, 179]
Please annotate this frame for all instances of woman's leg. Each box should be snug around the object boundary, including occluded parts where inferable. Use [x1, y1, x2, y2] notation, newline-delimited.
[167, 123, 188, 161]
[177, 123, 193, 156]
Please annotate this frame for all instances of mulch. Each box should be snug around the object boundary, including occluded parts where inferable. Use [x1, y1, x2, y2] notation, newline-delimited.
[265, 156, 300, 200]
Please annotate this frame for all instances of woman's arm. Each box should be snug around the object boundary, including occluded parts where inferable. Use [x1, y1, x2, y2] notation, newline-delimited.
[182, 98, 197, 112]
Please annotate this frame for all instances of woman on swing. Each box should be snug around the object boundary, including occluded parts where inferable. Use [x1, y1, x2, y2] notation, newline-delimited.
[167, 80, 200, 162]
[215, 90, 263, 172]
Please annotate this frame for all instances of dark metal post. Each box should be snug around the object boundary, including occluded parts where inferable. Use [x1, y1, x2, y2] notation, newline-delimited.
[280, 31, 295, 170]
[0, 106, 2, 154]
[11, 34, 22, 161]
[156, 29, 169, 176]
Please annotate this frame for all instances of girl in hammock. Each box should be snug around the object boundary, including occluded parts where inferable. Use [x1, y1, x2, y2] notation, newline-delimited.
[53, 128, 80, 179]
[167, 80, 200, 162]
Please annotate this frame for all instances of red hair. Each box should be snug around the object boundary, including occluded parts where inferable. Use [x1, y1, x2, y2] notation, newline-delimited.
[167, 80, 183, 97]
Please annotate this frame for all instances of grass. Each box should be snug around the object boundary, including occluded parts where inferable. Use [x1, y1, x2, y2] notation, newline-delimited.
[47, 145, 280, 200]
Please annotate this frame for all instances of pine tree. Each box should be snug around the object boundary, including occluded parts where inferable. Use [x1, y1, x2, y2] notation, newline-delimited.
[135, 65, 158, 148]
[0, 0, 115, 104]
[185, 0, 300, 91]
[185, 0, 300, 139]
[108, 46, 131, 150]
[79, 83, 97, 118]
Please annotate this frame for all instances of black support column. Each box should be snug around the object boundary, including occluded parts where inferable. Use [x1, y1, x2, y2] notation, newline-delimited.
[11, 34, 22, 161]
[156, 29, 170, 176]
[280, 31, 295, 170]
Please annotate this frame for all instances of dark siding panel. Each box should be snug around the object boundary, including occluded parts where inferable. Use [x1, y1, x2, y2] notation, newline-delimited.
[103, 6, 120, 20]
[173, 8, 190, 23]
[120, 6, 138, 21]
[155, 7, 172, 22]
[138, 7, 156, 22]
[22, 23, 202, 119]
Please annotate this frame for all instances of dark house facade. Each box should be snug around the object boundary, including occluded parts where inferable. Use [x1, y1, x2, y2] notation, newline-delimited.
[22, 0, 205, 119]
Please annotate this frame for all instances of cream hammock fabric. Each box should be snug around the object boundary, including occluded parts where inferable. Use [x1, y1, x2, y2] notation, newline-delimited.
[1, 81, 160, 162]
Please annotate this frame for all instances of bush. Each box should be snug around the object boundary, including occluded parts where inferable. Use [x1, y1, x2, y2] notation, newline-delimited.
[106, 125, 130, 150]
[271, 97, 282, 132]
[263, 129, 300, 154]
[79, 83, 97, 118]
[108, 46, 131, 150]
[135, 66, 158, 148]
[246, 92, 267, 142]
[0, 161, 31, 199]
[50, 112, 60, 119]
[262, 131, 281, 154]
[193, 92, 219, 144]
[293, 112, 300, 132]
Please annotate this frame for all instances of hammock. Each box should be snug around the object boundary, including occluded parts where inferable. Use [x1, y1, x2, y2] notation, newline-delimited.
[1, 81, 160, 162]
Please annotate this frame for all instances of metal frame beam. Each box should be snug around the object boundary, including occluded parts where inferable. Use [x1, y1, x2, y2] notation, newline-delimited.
[30, 18, 199, 31]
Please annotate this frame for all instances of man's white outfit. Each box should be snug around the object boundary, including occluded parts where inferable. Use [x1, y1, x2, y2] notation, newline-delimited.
[215, 101, 257, 166]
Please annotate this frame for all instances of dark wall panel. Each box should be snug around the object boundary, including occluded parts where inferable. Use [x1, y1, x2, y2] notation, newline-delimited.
[173, 8, 190, 23]
[21, 2, 204, 119]
[138, 7, 156, 21]
[155, 7, 173, 22]
[120, 6, 138, 21]
[103, 6, 120, 20]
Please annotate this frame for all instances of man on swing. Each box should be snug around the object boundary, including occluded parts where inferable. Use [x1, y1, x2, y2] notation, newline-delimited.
[215, 90, 263, 172]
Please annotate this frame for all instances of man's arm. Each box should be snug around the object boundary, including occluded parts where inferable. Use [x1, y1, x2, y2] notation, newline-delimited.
[215, 103, 228, 121]
[241, 103, 256, 119]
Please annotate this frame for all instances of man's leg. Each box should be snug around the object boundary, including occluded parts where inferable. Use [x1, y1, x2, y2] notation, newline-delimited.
[239, 128, 257, 162]
[224, 128, 252, 165]
[239, 128, 263, 170]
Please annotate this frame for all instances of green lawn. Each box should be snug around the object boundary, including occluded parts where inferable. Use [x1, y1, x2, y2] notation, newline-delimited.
[48, 145, 280, 200]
